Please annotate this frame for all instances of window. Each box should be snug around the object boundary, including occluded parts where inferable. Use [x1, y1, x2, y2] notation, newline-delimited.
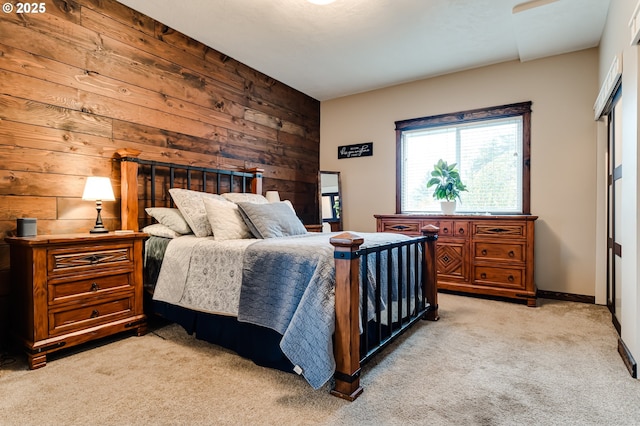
[396, 102, 531, 214]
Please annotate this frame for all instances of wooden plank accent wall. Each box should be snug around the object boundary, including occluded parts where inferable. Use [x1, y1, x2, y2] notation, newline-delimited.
[0, 0, 320, 348]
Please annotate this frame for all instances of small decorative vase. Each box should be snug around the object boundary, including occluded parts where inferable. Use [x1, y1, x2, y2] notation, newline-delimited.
[440, 201, 456, 215]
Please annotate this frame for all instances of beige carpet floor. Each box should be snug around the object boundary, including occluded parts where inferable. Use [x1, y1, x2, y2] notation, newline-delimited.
[1, 293, 639, 425]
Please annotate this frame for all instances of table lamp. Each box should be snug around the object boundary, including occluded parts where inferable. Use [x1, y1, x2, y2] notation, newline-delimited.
[82, 176, 115, 233]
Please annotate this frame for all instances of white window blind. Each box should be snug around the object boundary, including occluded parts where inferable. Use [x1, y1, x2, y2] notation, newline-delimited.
[401, 116, 523, 213]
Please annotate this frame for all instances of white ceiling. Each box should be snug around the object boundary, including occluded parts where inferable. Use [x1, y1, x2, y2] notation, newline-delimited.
[116, 0, 611, 101]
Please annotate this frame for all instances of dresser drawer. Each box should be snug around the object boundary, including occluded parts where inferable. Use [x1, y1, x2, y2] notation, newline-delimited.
[432, 220, 453, 236]
[48, 244, 133, 276]
[423, 220, 468, 237]
[472, 222, 526, 239]
[49, 295, 134, 336]
[474, 242, 524, 262]
[380, 220, 422, 235]
[48, 273, 132, 305]
[453, 221, 469, 237]
[474, 266, 523, 289]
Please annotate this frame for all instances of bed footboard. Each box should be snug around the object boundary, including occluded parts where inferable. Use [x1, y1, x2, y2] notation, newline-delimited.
[330, 225, 438, 401]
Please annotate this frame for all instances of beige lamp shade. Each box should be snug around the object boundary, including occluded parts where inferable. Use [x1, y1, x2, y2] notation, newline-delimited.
[265, 191, 281, 203]
[82, 176, 114, 234]
[82, 177, 115, 201]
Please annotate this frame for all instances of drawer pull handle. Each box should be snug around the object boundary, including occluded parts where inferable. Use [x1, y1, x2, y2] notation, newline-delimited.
[480, 273, 487, 279]
[481, 249, 487, 256]
[458, 228, 465, 234]
[488, 228, 509, 233]
[91, 282, 100, 292]
[508, 251, 515, 258]
[508, 275, 514, 282]
[87, 254, 103, 264]
[90, 309, 100, 318]
[443, 227, 449, 233]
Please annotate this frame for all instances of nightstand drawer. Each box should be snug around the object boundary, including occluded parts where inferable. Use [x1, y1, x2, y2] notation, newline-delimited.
[474, 266, 523, 289]
[48, 273, 132, 305]
[474, 242, 524, 262]
[49, 296, 134, 335]
[48, 244, 133, 276]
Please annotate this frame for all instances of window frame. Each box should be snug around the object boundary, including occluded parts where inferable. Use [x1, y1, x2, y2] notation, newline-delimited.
[395, 101, 532, 215]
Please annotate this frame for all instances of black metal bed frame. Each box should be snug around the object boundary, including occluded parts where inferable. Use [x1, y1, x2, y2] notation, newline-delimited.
[118, 156, 260, 208]
[358, 236, 432, 364]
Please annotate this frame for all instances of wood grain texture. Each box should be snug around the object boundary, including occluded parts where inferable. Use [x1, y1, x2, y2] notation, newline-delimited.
[0, 0, 320, 344]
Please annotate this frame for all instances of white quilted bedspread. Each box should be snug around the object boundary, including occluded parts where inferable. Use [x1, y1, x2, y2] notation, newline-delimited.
[152, 235, 258, 316]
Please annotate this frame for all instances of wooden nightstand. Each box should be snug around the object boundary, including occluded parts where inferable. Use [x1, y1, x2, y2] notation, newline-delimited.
[5, 232, 148, 369]
[304, 224, 324, 233]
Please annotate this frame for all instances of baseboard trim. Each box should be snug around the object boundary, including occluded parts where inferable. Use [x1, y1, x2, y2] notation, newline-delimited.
[536, 290, 595, 304]
[618, 338, 637, 378]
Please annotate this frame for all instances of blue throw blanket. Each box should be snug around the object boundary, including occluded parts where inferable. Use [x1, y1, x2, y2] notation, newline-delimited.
[237, 232, 413, 389]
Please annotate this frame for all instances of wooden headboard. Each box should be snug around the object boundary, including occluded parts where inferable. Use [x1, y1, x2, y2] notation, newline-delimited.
[115, 148, 263, 231]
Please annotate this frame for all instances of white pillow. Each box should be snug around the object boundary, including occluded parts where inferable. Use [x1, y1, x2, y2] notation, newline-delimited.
[282, 199, 296, 213]
[142, 223, 182, 239]
[168, 188, 225, 237]
[145, 207, 192, 234]
[222, 192, 269, 204]
[203, 197, 252, 241]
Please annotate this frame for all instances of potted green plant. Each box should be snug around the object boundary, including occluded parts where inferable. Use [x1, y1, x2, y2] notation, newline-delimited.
[426, 159, 468, 214]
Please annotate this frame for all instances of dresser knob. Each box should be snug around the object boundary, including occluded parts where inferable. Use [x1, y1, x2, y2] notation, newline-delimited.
[443, 227, 449, 234]
[508, 251, 515, 258]
[480, 273, 487, 279]
[458, 228, 464, 234]
[508, 275, 514, 282]
[481, 249, 487, 256]
[90, 310, 100, 318]
[91, 282, 100, 292]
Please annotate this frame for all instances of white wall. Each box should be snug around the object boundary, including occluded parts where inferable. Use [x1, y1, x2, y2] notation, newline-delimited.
[320, 49, 599, 297]
[599, 0, 640, 367]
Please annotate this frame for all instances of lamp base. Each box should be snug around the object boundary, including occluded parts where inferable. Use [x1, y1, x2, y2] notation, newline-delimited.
[89, 226, 109, 234]
[89, 201, 109, 234]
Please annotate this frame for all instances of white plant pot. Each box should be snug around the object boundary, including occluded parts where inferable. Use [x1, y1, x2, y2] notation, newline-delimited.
[440, 201, 456, 215]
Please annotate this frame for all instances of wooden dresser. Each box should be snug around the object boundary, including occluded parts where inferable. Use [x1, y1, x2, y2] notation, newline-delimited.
[375, 214, 538, 306]
[5, 232, 147, 368]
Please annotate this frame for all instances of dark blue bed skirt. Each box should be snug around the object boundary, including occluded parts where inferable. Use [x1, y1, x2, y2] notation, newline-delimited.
[151, 300, 295, 373]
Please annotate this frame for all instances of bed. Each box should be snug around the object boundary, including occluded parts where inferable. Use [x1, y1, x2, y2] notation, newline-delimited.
[115, 148, 439, 400]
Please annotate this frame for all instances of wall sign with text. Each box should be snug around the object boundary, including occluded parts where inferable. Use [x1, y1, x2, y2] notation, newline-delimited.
[338, 142, 373, 159]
